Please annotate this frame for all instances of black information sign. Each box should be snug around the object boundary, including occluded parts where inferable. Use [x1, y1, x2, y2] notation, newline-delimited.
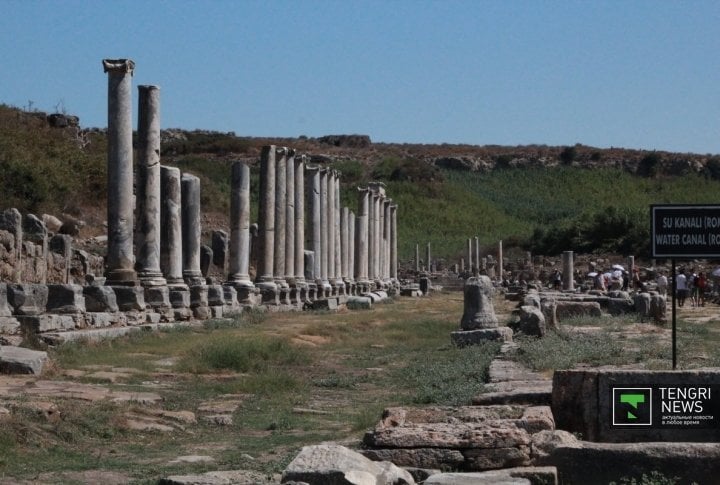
[651, 204, 720, 258]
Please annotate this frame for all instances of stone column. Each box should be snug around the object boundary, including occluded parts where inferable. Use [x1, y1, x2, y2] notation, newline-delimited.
[348, 210, 355, 285]
[102, 58, 136, 284]
[390, 204, 398, 281]
[378, 196, 386, 281]
[136, 85, 166, 287]
[415, 244, 420, 272]
[319, 169, 331, 293]
[227, 162, 254, 288]
[383, 199, 391, 281]
[475, 237, 480, 272]
[333, 172, 344, 291]
[467, 238, 473, 273]
[256, 146, 277, 292]
[562, 250, 574, 291]
[306, 165, 322, 287]
[367, 190, 375, 280]
[426, 242, 431, 273]
[294, 155, 306, 287]
[181, 173, 204, 285]
[160, 166, 185, 287]
[273, 148, 288, 289]
[285, 149, 295, 284]
[498, 240, 504, 281]
[374, 193, 382, 283]
[356, 188, 370, 288]
[341, 207, 349, 282]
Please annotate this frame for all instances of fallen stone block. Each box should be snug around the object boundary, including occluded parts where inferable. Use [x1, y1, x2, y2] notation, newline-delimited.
[424, 467, 557, 485]
[311, 298, 338, 311]
[607, 297, 634, 315]
[282, 444, 415, 484]
[159, 470, 276, 485]
[509, 306, 546, 337]
[0, 316, 20, 334]
[364, 422, 531, 449]
[451, 327, 513, 346]
[347, 296, 372, 310]
[0, 345, 48, 375]
[361, 447, 465, 469]
[554, 301, 601, 320]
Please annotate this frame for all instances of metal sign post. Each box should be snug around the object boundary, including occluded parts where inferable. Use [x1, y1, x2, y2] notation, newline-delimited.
[651, 204, 720, 370]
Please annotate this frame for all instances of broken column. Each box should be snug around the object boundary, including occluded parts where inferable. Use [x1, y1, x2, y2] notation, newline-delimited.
[451, 275, 513, 346]
[256, 146, 279, 303]
[227, 162, 255, 301]
[135, 84, 166, 288]
[102, 58, 137, 285]
[181, 174, 205, 286]
[160, 166, 190, 320]
[562, 250, 575, 291]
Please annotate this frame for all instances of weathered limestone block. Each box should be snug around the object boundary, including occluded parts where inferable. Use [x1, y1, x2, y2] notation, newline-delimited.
[7, 284, 48, 315]
[0, 346, 48, 375]
[190, 285, 209, 320]
[23, 214, 47, 241]
[554, 301, 601, 320]
[222, 285, 239, 311]
[86, 312, 115, 328]
[144, 286, 171, 310]
[207, 285, 225, 307]
[529, 429, 579, 463]
[347, 296, 372, 310]
[0, 283, 12, 317]
[282, 444, 415, 485]
[509, 306, 546, 337]
[18, 314, 75, 333]
[424, 468, 556, 485]
[49, 234, 72, 256]
[522, 291, 541, 309]
[607, 297, 634, 315]
[42, 213, 63, 233]
[461, 276, 498, 329]
[311, 298, 338, 311]
[46, 284, 85, 313]
[633, 292, 651, 319]
[83, 286, 119, 313]
[451, 328, 513, 346]
[112, 286, 146, 312]
[540, 298, 558, 331]
[0, 317, 20, 335]
[364, 422, 531, 449]
[361, 448, 465, 469]
[650, 293, 667, 324]
[462, 446, 531, 471]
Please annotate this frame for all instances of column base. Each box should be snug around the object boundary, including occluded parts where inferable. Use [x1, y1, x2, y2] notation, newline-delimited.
[105, 268, 138, 286]
[183, 271, 205, 287]
[138, 270, 167, 287]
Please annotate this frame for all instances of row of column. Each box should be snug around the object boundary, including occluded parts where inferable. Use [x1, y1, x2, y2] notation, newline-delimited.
[104, 58, 398, 302]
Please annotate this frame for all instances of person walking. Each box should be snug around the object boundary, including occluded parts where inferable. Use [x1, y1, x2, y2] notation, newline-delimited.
[676, 270, 688, 307]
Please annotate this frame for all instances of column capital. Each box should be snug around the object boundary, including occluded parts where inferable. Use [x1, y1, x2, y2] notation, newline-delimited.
[102, 58, 135, 74]
[276, 146, 288, 156]
[138, 84, 160, 92]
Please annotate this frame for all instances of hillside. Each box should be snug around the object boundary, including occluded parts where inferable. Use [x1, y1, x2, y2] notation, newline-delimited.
[2, 103, 720, 263]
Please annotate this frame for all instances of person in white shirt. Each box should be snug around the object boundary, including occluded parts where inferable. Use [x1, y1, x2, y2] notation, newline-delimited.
[676, 271, 688, 307]
[656, 272, 668, 296]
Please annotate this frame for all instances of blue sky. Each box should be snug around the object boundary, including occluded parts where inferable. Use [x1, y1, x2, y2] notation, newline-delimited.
[2, 0, 718, 154]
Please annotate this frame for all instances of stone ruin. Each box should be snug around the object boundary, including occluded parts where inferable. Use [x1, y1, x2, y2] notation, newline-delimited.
[0, 58, 405, 349]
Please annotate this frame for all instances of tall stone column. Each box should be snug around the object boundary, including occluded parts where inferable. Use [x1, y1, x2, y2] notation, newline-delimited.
[475, 237, 480, 272]
[383, 199, 391, 281]
[256, 146, 277, 292]
[273, 147, 288, 289]
[341, 207, 349, 282]
[227, 162, 254, 288]
[319, 169, 331, 292]
[426, 243, 431, 273]
[285, 149, 296, 284]
[498, 240, 503, 280]
[390, 204, 398, 281]
[160, 166, 185, 287]
[562, 250, 575, 291]
[348, 210, 355, 284]
[415, 244, 420, 272]
[136, 85, 166, 287]
[378, 196, 386, 281]
[373, 193, 382, 282]
[181, 173, 204, 285]
[367, 190, 375, 280]
[102, 58, 136, 284]
[294, 155, 306, 287]
[333, 172, 344, 291]
[467, 238, 473, 272]
[306, 166, 321, 286]
[356, 188, 370, 288]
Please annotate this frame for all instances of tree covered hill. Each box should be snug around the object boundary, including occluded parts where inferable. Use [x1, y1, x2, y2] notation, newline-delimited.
[2, 103, 720, 263]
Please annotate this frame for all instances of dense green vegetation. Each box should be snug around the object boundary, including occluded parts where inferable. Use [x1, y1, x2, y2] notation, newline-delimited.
[3, 103, 720, 261]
